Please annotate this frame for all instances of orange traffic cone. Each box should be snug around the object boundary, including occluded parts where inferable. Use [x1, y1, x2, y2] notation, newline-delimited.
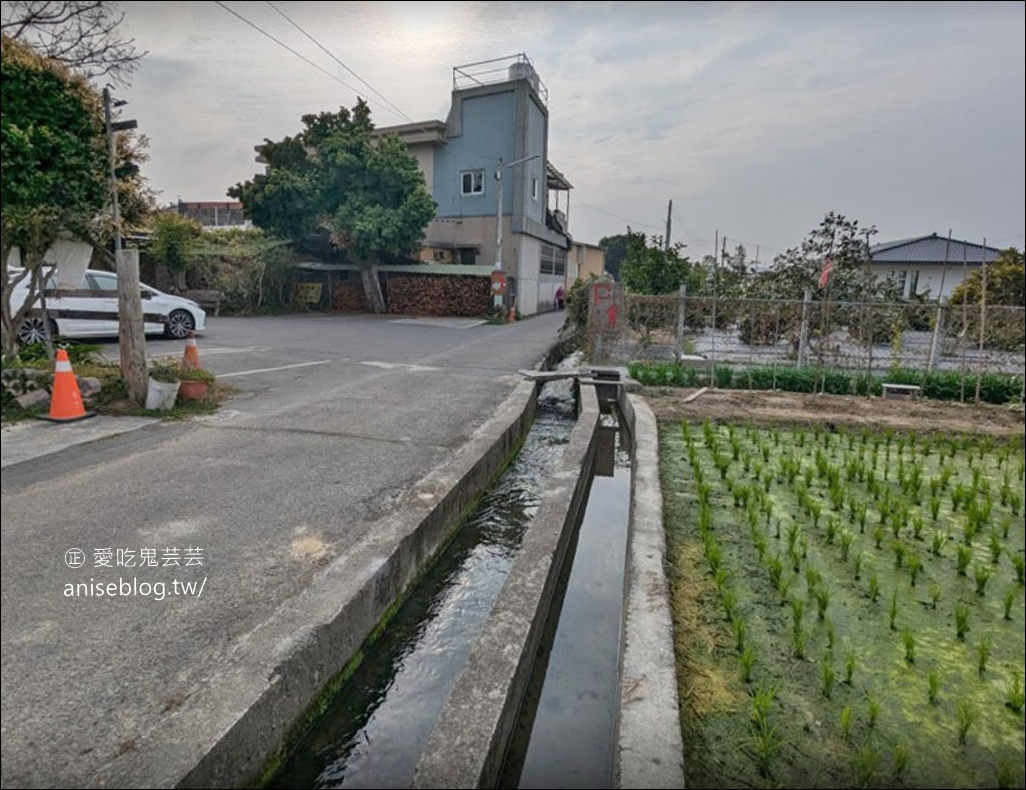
[39, 348, 96, 423]
[182, 330, 201, 370]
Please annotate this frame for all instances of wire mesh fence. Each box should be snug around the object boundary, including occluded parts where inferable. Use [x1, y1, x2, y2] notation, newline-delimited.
[586, 285, 1025, 399]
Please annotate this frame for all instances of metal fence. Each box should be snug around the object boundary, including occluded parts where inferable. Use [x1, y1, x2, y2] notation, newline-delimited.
[587, 285, 1025, 380]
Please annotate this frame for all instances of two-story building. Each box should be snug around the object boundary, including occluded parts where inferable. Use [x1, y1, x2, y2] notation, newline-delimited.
[373, 54, 573, 316]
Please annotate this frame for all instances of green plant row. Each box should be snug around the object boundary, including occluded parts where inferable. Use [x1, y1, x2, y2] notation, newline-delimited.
[628, 361, 1025, 405]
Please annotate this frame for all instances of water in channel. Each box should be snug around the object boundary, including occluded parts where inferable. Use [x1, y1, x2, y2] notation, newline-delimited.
[268, 377, 577, 789]
[500, 406, 633, 789]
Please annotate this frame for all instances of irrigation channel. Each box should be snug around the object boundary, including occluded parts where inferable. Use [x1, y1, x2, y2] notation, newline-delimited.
[269, 367, 634, 789]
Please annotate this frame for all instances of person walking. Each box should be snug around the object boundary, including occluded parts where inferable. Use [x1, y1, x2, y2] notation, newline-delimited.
[555, 284, 565, 310]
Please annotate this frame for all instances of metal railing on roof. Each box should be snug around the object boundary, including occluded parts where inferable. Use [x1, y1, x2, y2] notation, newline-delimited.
[452, 53, 547, 106]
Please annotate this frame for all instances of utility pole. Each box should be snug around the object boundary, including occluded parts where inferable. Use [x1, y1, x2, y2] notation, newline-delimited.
[104, 87, 147, 406]
[664, 199, 672, 251]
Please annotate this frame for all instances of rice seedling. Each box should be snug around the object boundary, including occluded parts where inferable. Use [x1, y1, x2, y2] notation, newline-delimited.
[889, 590, 899, 631]
[751, 683, 775, 728]
[826, 618, 836, 650]
[956, 545, 972, 576]
[839, 529, 854, 561]
[1006, 674, 1025, 713]
[873, 525, 885, 550]
[749, 719, 782, 779]
[930, 496, 942, 521]
[792, 626, 806, 659]
[929, 582, 942, 610]
[1003, 587, 1016, 620]
[907, 551, 922, 586]
[814, 586, 831, 620]
[928, 670, 940, 705]
[902, 629, 915, 664]
[996, 758, 1017, 789]
[955, 601, 971, 640]
[867, 693, 880, 728]
[853, 550, 864, 581]
[740, 643, 756, 684]
[956, 699, 977, 745]
[931, 529, 946, 556]
[892, 742, 910, 781]
[805, 566, 822, 592]
[977, 634, 992, 676]
[868, 573, 880, 603]
[1010, 554, 1025, 586]
[975, 563, 993, 596]
[844, 649, 857, 684]
[790, 597, 804, 632]
[732, 616, 747, 654]
[839, 705, 853, 742]
[851, 740, 881, 788]
[821, 654, 835, 698]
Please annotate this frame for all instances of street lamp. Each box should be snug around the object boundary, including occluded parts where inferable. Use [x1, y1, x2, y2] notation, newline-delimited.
[103, 87, 147, 406]
[493, 154, 540, 310]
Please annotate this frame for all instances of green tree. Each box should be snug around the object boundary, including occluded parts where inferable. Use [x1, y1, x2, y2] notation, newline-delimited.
[149, 211, 203, 290]
[599, 233, 628, 281]
[950, 248, 1025, 306]
[619, 229, 697, 295]
[1, 32, 108, 354]
[229, 100, 435, 310]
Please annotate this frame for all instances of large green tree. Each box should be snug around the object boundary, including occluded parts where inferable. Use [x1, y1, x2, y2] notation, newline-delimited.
[950, 247, 1025, 306]
[618, 229, 698, 295]
[1, 32, 108, 354]
[229, 100, 435, 310]
[599, 233, 628, 281]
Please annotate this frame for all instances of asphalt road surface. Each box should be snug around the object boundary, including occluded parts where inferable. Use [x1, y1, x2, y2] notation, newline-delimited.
[1, 310, 568, 788]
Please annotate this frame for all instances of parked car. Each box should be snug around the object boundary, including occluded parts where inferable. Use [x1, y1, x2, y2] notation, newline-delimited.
[11, 268, 206, 343]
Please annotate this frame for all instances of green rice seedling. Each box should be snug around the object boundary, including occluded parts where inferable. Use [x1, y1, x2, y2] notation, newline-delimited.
[713, 567, 729, 593]
[1011, 554, 1025, 586]
[974, 563, 993, 596]
[977, 634, 992, 675]
[804, 465, 814, 488]
[853, 550, 864, 581]
[1000, 514, 1012, 539]
[892, 742, 910, 781]
[873, 525, 885, 549]
[786, 522, 801, 552]
[752, 531, 768, 561]
[788, 544, 802, 574]
[956, 545, 972, 576]
[907, 551, 922, 586]
[810, 500, 821, 529]
[931, 529, 946, 556]
[902, 629, 915, 663]
[851, 740, 881, 788]
[815, 586, 831, 620]
[840, 705, 853, 742]
[720, 586, 736, 619]
[740, 643, 756, 684]
[1003, 587, 1016, 620]
[751, 683, 775, 728]
[868, 573, 880, 603]
[844, 649, 857, 684]
[825, 516, 839, 545]
[989, 530, 1003, 564]
[732, 616, 747, 654]
[955, 601, 970, 640]
[1010, 490, 1022, 516]
[749, 719, 782, 779]
[805, 566, 822, 592]
[893, 540, 906, 569]
[792, 626, 806, 659]
[791, 597, 804, 632]
[956, 699, 977, 745]
[867, 693, 880, 728]
[857, 502, 868, 533]
[996, 758, 1017, 789]
[928, 670, 941, 705]
[774, 519, 782, 539]
[930, 496, 942, 521]
[912, 515, 925, 541]
[821, 654, 835, 698]
[776, 575, 793, 605]
[1006, 674, 1025, 713]
[929, 582, 942, 610]
[889, 590, 899, 631]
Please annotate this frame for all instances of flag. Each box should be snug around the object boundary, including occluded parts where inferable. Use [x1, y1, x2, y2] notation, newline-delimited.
[818, 256, 834, 288]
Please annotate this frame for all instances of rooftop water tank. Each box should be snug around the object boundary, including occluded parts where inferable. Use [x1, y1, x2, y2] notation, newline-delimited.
[508, 61, 540, 93]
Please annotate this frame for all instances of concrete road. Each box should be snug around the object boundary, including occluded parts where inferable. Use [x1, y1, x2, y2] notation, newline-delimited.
[0, 311, 568, 788]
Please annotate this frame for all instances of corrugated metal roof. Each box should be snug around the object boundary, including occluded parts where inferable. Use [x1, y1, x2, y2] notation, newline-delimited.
[870, 234, 1001, 265]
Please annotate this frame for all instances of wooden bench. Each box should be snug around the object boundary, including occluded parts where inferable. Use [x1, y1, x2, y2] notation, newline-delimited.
[182, 289, 223, 316]
[882, 383, 922, 400]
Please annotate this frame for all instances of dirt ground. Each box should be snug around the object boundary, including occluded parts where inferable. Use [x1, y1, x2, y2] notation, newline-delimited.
[644, 387, 1025, 439]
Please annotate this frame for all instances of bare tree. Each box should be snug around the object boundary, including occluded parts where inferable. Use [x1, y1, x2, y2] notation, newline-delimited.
[1, 1, 144, 83]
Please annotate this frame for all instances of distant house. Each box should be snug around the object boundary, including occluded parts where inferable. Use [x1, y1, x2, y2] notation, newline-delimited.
[870, 234, 1001, 300]
[372, 54, 573, 316]
[567, 241, 606, 284]
[175, 201, 251, 230]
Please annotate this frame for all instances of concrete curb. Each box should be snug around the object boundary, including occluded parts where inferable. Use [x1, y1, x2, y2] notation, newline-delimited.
[615, 394, 685, 788]
[87, 380, 539, 789]
[412, 384, 601, 789]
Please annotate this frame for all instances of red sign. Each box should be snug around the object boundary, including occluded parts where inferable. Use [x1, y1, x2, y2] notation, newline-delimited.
[491, 271, 507, 295]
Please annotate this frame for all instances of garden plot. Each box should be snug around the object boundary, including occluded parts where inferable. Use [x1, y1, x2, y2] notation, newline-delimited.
[662, 420, 1025, 789]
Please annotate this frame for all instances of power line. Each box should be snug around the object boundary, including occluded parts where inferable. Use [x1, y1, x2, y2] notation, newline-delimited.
[212, 1, 405, 121]
[265, 1, 414, 124]
[574, 200, 662, 232]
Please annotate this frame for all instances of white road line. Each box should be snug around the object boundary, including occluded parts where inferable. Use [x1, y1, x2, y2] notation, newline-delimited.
[195, 346, 271, 355]
[361, 360, 441, 373]
[218, 360, 332, 378]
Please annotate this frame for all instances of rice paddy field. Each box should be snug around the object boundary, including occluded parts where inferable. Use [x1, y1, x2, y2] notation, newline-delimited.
[654, 392, 1025, 789]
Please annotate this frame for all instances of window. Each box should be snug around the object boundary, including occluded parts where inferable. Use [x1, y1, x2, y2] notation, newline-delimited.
[894, 270, 908, 295]
[908, 270, 920, 296]
[540, 245, 567, 276]
[531, 175, 539, 201]
[461, 169, 484, 196]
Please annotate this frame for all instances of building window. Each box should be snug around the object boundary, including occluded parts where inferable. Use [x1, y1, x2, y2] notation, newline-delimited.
[461, 170, 484, 196]
[540, 245, 567, 276]
[908, 270, 920, 296]
[531, 175, 539, 201]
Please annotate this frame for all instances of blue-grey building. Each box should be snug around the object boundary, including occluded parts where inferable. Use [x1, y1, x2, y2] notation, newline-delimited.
[870, 234, 1002, 300]
[373, 54, 573, 316]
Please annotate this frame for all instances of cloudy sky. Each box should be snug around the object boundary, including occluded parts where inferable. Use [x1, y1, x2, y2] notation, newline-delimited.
[105, 1, 1025, 261]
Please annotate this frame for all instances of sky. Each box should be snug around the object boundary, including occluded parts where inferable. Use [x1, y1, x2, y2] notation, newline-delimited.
[96, 1, 1026, 262]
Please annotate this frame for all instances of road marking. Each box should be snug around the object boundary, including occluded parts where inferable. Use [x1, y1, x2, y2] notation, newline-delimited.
[361, 360, 440, 373]
[390, 317, 485, 329]
[218, 360, 332, 378]
[195, 346, 272, 355]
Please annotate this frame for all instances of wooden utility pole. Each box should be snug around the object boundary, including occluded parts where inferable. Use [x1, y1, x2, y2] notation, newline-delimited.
[664, 200, 672, 250]
[105, 87, 147, 406]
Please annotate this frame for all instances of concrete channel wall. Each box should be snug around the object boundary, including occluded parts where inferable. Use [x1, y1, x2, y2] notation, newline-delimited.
[95, 380, 540, 789]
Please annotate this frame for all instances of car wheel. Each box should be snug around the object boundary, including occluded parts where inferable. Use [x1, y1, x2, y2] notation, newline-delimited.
[18, 316, 57, 345]
[164, 309, 196, 340]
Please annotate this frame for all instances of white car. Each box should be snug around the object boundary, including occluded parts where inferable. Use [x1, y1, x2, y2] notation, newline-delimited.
[12, 268, 206, 344]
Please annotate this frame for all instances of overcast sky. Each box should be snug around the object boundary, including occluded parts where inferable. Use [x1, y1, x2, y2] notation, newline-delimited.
[106, 1, 1025, 261]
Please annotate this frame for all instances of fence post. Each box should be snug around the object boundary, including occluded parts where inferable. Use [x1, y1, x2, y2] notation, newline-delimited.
[675, 285, 687, 363]
[926, 305, 945, 372]
[798, 288, 811, 367]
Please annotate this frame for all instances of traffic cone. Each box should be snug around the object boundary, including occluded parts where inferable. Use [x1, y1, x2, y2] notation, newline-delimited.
[182, 330, 201, 370]
[39, 348, 96, 423]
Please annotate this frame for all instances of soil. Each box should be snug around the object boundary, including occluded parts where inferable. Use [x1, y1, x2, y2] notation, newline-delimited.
[644, 387, 1025, 439]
